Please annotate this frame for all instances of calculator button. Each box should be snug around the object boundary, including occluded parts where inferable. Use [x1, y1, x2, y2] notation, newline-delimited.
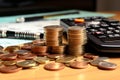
[114, 30, 120, 33]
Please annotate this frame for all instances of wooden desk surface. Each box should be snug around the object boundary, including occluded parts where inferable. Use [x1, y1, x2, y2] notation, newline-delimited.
[1, 11, 120, 80]
[0, 58, 120, 80]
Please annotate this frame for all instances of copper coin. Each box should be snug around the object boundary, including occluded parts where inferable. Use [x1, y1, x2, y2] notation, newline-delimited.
[14, 50, 30, 55]
[0, 51, 9, 57]
[36, 52, 49, 57]
[0, 46, 4, 51]
[0, 65, 22, 73]
[44, 62, 65, 71]
[47, 54, 64, 60]
[32, 39, 45, 45]
[18, 53, 36, 60]
[44, 25, 63, 32]
[0, 53, 17, 60]
[31, 45, 47, 53]
[70, 61, 88, 69]
[98, 61, 117, 70]
[3, 60, 16, 66]
[4, 46, 20, 53]
[83, 53, 99, 60]
[21, 43, 33, 50]
[68, 26, 85, 34]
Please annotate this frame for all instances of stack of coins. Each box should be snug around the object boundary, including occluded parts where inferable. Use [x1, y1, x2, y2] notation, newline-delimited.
[44, 25, 63, 46]
[51, 45, 65, 54]
[68, 26, 87, 56]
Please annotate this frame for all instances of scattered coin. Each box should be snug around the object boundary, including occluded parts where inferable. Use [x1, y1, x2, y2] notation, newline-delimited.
[0, 65, 22, 73]
[44, 62, 65, 71]
[98, 61, 117, 70]
[14, 50, 30, 55]
[95, 57, 109, 61]
[18, 53, 36, 60]
[0, 46, 4, 51]
[33, 56, 50, 64]
[47, 54, 64, 60]
[0, 53, 17, 60]
[83, 53, 99, 60]
[69, 61, 88, 69]
[56, 56, 76, 64]
[16, 60, 37, 68]
[90, 59, 103, 66]
[3, 60, 16, 66]
[4, 46, 20, 53]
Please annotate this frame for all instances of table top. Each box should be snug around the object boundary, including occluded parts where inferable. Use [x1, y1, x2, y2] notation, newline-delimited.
[0, 58, 120, 80]
[1, 11, 120, 80]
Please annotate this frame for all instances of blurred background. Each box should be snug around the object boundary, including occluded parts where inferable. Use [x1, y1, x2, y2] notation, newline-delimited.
[0, 0, 119, 16]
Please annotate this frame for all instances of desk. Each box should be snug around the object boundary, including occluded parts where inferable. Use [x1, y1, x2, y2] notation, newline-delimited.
[0, 58, 120, 80]
[0, 11, 120, 80]
[100, 11, 120, 20]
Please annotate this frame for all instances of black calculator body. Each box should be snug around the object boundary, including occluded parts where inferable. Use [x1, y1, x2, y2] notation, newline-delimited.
[60, 16, 120, 53]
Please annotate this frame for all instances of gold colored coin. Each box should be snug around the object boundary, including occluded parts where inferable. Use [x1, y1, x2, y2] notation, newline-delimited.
[56, 56, 76, 64]
[4, 46, 20, 53]
[3, 61, 16, 66]
[33, 56, 50, 64]
[16, 60, 37, 68]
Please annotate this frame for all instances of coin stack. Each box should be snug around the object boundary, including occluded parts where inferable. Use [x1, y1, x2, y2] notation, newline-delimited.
[51, 45, 65, 54]
[44, 25, 63, 46]
[68, 26, 87, 56]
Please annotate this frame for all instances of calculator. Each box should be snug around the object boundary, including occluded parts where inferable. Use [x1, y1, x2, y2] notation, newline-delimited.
[60, 16, 120, 53]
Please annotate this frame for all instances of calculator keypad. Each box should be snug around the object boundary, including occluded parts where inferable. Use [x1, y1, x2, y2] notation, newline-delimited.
[61, 17, 120, 42]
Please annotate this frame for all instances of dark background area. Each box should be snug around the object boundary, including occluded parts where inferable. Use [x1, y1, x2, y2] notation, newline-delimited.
[0, 0, 96, 16]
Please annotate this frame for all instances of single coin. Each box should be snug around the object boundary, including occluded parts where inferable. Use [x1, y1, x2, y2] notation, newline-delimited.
[47, 54, 64, 60]
[32, 39, 45, 45]
[14, 50, 30, 55]
[36, 52, 49, 57]
[33, 56, 50, 64]
[4, 46, 20, 53]
[0, 65, 22, 73]
[90, 60, 103, 66]
[95, 57, 109, 61]
[44, 62, 65, 71]
[3, 60, 16, 66]
[16, 60, 37, 68]
[0, 51, 9, 57]
[0, 46, 4, 50]
[44, 25, 63, 32]
[0, 53, 17, 60]
[70, 61, 88, 69]
[98, 61, 117, 70]
[18, 53, 36, 60]
[56, 56, 76, 64]
[68, 26, 85, 34]
[21, 43, 33, 50]
[31, 45, 47, 53]
[83, 53, 99, 60]
[82, 58, 92, 63]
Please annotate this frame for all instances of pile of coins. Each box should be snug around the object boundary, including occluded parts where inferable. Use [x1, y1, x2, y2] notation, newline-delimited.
[0, 25, 117, 73]
[0, 44, 117, 73]
[68, 26, 87, 56]
[83, 53, 117, 70]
